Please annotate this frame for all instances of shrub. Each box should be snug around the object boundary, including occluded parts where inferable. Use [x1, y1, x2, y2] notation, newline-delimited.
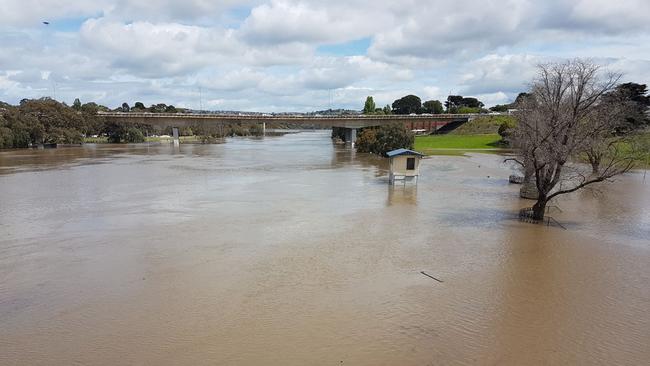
[124, 127, 145, 143]
[355, 128, 377, 153]
[356, 123, 414, 156]
[497, 118, 517, 144]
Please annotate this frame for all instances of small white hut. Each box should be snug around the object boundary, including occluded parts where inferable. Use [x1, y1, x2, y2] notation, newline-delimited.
[386, 148, 424, 184]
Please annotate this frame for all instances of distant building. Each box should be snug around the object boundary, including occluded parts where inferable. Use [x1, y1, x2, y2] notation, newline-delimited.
[386, 148, 424, 184]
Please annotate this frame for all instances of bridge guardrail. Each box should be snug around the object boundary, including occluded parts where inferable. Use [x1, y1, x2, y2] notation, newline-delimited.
[97, 112, 479, 120]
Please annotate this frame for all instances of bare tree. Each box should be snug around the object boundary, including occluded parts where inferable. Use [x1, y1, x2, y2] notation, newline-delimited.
[583, 96, 634, 174]
[512, 59, 638, 220]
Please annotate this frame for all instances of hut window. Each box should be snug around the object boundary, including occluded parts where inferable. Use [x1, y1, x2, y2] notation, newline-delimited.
[406, 157, 415, 170]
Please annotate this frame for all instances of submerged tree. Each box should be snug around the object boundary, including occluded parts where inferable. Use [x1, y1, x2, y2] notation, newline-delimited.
[355, 123, 414, 156]
[512, 59, 639, 220]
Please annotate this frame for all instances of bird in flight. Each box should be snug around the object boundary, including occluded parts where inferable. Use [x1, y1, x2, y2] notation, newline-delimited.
[43, 21, 50, 25]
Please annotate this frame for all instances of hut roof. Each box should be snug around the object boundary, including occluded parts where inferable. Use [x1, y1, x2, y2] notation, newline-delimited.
[386, 148, 425, 157]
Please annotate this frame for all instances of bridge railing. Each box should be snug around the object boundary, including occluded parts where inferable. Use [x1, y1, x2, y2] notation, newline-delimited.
[97, 111, 480, 120]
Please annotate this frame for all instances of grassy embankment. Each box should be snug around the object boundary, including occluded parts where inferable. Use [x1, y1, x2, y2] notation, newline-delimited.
[414, 116, 508, 155]
[621, 132, 650, 169]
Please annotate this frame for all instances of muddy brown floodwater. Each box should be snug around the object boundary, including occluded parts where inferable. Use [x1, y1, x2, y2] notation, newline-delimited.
[1, 131, 649, 365]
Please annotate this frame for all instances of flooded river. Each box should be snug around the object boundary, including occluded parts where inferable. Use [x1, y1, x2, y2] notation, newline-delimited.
[1, 131, 649, 365]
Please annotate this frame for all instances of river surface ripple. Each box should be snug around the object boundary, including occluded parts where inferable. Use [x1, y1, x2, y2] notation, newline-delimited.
[1, 131, 649, 365]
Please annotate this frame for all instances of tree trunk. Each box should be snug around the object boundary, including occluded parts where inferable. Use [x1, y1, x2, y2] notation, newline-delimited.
[591, 159, 600, 175]
[520, 161, 538, 199]
[532, 196, 547, 220]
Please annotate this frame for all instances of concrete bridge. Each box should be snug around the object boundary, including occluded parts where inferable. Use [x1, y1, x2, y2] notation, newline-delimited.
[98, 112, 477, 145]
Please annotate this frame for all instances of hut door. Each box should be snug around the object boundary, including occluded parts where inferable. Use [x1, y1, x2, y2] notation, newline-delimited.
[406, 157, 415, 170]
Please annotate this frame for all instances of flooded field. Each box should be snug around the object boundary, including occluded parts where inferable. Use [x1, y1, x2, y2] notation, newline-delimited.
[1, 131, 649, 365]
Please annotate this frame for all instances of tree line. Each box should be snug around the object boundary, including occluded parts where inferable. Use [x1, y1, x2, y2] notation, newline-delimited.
[0, 98, 264, 148]
[362, 94, 486, 116]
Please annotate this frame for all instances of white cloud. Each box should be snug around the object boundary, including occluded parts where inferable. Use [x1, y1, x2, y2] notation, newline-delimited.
[1, 0, 649, 110]
[459, 54, 543, 95]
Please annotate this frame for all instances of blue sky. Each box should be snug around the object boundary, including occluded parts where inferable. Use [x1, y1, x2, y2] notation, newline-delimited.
[1, 0, 649, 111]
[317, 38, 371, 56]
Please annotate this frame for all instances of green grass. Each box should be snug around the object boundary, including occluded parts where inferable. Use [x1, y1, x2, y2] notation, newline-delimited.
[450, 115, 515, 135]
[414, 134, 504, 154]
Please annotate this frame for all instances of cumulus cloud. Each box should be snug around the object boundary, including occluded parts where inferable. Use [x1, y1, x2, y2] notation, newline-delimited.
[1, 0, 649, 110]
[0, 0, 255, 26]
[459, 54, 543, 95]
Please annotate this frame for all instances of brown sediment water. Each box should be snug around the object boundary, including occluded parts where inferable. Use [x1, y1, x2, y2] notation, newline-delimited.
[1, 131, 648, 365]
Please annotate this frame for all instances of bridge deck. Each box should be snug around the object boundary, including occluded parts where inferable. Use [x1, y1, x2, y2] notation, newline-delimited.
[97, 112, 480, 130]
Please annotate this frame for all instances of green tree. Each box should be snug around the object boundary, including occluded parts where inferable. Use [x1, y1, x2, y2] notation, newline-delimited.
[363, 96, 376, 114]
[460, 97, 484, 109]
[445, 95, 463, 112]
[514, 92, 532, 105]
[497, 117, 517, 144]
[445, 95, 484, 112]
[149, 103, 167, 113]
[603, 82, 650, 131]
[457, 106, 481, 114]
[19, 98, 85, 143]
[122, 102, 130, 112]
[133, 102, 146, 111]
[124, 127, 145, 143]
[422, 100, 443, 114]
[0, 105, 42, 148]
[104, 122, 145, 143]
[489, 104, 509, 112]
[164, 105, 178, 113]
[72, 98, 82, 111]
[383, 104, 392, 115]
[356, 123, 414, 156]
[355, 128, 377, 153]
[392, 95, 421, 115]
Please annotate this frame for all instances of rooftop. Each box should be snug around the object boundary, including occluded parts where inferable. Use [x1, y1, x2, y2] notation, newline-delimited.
[386, 148, 425, 157]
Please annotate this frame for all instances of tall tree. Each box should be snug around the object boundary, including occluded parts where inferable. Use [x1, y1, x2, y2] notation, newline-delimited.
[460, 97, 484, 109]
[72, 98, 82, 111]
[363, 96, 376, 114]
[512, 59, 638, 220]
[445, 95, 463, 113]
[121, 102, 130, 112]
[514, 92, 533, 105]
[392, 95, 421, 115]
[603, 82, 650, 131]
[423, 100, 444, 114]
[489, 104, 509, 112]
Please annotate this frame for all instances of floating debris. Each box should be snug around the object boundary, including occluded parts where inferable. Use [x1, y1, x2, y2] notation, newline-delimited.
[420, 271, 443, 283]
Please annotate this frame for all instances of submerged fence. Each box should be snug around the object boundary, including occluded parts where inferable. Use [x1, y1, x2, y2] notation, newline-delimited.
[518, 207, 567, 230]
